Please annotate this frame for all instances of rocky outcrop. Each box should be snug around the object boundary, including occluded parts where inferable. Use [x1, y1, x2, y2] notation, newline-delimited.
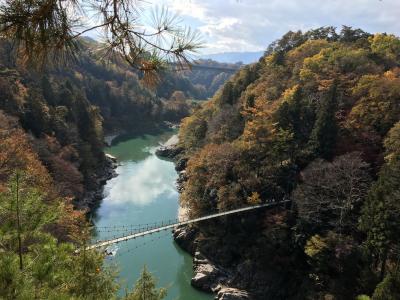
[77, 154, 118, 210]
[175, 157, 188, 172]
[155, 145, 183, 159]
[191, 251, 229, 292]
[173, 225, 198, 254]
[155, 134, 183, 160]
[176, 170, 188, 193]
[171, 140, 256, 299]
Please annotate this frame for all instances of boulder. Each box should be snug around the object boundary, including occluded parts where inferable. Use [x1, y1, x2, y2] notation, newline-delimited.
[191, 251, 229, 292]
[155, 145, 182, 159]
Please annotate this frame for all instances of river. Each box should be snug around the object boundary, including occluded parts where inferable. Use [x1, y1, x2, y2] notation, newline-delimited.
[91, 131, 213, 300]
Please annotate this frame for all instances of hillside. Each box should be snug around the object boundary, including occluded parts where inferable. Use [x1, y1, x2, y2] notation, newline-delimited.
[0, 37, 236, 207]
[177, 27, 400, 299]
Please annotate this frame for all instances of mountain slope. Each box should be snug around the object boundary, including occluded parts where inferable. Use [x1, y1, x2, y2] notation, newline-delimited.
[177, 27, 400, 299]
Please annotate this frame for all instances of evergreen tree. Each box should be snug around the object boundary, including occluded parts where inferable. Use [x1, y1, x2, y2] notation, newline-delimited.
[220, 81, 235, 105]
[309, 83, 338, 160]
[360, 122, 400, 279]
[41, 76, 56, 106]
[125, 265, 167, 300]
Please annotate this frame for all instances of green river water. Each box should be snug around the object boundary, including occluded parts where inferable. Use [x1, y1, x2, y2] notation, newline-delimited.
[92, 131, 213, 300]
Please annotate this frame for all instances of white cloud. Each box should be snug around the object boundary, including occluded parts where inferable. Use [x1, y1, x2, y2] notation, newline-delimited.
[150, 0, 400, 54]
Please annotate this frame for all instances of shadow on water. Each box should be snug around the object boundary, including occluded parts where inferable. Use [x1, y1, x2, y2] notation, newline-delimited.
[110, 125, 174, 147]
[172, 242, 214, 300]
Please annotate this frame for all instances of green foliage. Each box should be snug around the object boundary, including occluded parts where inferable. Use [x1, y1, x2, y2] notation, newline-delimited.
[275, 85, 314, 142]
[372, 272, 400, 300]
[360, 121, 400, 278]
[0, 174, 118, 299]
[179, 114, 208, 151]
[357, 295, 371, 300]
[0, 0, 201, 76]
[370, 34, 400, 63]
[125, 266, 167, 300]
[308, 83, 338, 159]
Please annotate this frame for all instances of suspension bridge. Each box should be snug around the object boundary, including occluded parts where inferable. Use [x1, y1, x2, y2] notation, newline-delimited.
[87, 200, 290, 251]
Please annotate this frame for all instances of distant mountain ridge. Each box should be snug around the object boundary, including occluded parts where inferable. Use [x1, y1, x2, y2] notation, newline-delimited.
[199, 51, 264, 64]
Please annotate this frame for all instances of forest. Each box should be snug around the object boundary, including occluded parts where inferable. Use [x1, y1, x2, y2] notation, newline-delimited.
[178, 27, 400, 299]
[0, 0, 399, 298]
[0, 23, 230, 300]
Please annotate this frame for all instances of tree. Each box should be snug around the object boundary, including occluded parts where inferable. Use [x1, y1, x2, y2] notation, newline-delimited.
[275, 85, 315, 145]
[179, 115, 208, 151]
[0, 174, 118, 299]
[369, 34, 400, 64]
[294, 153, 370, 233]
[360, 122, 400, 279]
[372, 272, 400, 300]
[125, 265, 167, 300]
[0, 0, 201, 77]
[308, 83, 338, 160]
[220, 81, 235, 105]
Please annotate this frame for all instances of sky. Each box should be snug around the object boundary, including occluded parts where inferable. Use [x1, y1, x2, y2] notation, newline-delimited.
[145, 0, 400, 54]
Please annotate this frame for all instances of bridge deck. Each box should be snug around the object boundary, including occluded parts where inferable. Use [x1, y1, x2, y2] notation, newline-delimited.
[87, 200, 290, 250]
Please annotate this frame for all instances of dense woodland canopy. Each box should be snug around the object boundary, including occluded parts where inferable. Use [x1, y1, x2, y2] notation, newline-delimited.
[178, 26, 400, 299]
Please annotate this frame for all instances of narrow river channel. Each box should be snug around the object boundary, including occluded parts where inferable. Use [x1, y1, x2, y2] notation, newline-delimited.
[91, 131, 213, 300]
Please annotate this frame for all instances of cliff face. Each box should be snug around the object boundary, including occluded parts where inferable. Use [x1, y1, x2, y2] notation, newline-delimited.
[174, 27, 400, 299]
[173, 211, 301, 300]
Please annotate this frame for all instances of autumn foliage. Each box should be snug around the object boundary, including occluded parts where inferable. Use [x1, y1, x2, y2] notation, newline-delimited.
[178, 27, 400, 299]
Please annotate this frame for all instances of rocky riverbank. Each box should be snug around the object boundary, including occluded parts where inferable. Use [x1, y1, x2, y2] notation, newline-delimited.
[76, 153, 118, 211]
[173, 226, 252, 300]
[157, 142, 253, 300]
[155, 134, 183, 159]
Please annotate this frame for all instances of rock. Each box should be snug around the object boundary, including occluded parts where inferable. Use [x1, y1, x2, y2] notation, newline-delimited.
[105, 153, 117, 163]
[216, 288, 251, 300]
[191, 251, 229, 292]
[175, 158, 188, 172]
[164, 121, 180, 129]
[176, 171, 188, 192]
[191, 263, 220, 291]
[104, 131, 125, 146]
[75, 153, 118, 210]
[155, 145, 182, 159]
[173, 225, 198, 254]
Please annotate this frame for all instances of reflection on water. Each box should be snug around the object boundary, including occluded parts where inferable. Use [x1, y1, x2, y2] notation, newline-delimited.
[93, 132, 213, 300]
[105, 156, 177, 206]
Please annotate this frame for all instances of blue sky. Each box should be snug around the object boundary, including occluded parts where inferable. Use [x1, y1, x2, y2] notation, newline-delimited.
[147, 0, 400, 54]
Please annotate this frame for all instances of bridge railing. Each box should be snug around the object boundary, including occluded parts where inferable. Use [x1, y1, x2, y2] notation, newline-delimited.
[86, 200, 291, 251]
